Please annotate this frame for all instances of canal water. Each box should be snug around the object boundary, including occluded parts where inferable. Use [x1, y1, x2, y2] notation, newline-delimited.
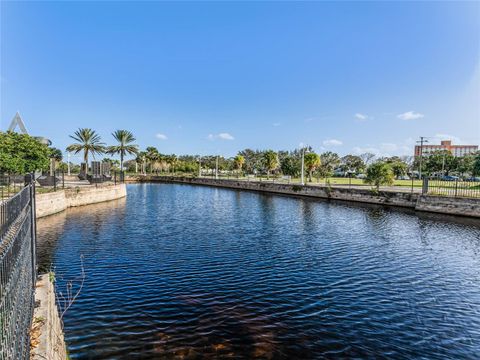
[37, 183, 480, 359]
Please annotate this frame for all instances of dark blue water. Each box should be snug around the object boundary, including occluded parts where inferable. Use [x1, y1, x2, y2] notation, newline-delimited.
[37, 183, 480, 359]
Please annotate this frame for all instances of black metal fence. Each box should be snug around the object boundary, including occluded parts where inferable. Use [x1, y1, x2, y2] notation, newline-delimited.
[425, 176, 480, 198]
[0, 177, 36, 360]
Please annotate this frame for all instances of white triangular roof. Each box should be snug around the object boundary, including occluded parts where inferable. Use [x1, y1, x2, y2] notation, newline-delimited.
[8, 111, 28, 134]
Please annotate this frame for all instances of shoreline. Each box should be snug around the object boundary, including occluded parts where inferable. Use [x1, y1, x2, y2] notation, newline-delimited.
[35, 183, 127, 218]
[127, 176, 480, 219]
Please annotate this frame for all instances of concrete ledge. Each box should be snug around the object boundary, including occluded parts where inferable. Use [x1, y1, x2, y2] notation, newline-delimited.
[416, 195, 480, 218]
[31, 274, 67, 360]
[36, 184, 127, 218]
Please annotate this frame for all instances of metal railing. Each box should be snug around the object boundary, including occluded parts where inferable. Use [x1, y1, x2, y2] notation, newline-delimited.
[0, 176, 36, 360]
[425, 176, 480, 198]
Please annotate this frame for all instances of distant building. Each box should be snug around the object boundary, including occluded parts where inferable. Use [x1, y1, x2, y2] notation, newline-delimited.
[6, 112, 51, 145]
[414, 140, 478, 157]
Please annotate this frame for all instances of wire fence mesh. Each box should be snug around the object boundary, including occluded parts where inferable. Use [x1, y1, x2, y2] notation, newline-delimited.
[0, 181, 36, 360]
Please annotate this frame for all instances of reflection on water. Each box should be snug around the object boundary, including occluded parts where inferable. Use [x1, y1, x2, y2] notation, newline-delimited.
[37, 184, 480, 359]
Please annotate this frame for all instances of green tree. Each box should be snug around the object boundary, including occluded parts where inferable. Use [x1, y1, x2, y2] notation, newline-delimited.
[233, 155, 245, 176]
[340, 155, 365, 174]
[304, 152, 321, 182]
[0, 131, 51, 173]
[136, 151, 148, 174]
[424, 150, 456, 175]
[364, 161, 395, 190]
[318, 151, 340, 178]
[145, 147, 160, 173]
[66, 128, 105, 165]
[166, 155, 178, 173]
[473, 152, 480, 176]
[106, 130, 139, 171]
[384, 157, 408, 178]
[279, 152, 300, 177]
[49, 147, 63, 162]
[263, 150, 279, 179]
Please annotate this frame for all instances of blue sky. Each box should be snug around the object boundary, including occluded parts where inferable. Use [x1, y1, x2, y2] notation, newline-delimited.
[1, 1, 479, 162]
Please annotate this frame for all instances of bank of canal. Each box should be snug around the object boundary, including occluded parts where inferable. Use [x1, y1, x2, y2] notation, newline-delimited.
[38, 183, 480, 359]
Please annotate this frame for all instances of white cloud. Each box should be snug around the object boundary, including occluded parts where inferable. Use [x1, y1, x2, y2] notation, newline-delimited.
[273, 122, 281, 127]
[323, 139, 343, 146]
[433, 133, 463, 144]
[352, 139, 413, 157]
[207, 132, 234, 141]
[155, 133, 168, 140]
[397, 111, 424, 120]
[354, 113, 368, 121]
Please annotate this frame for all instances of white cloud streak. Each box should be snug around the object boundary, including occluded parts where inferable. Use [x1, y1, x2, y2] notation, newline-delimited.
[155, 133, 168, 140]
[354, 113, 368, 121]
[207, 132, 234, 141]
[397, 111, 424, 120]
[323, 139, 343, 146]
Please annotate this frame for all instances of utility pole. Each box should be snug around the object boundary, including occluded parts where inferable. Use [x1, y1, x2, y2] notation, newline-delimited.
[416, 136, 428, 179]
[301, 147, 305, 186]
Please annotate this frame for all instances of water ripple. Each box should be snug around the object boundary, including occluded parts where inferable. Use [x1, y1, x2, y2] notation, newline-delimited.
[37, 183, 480, 359]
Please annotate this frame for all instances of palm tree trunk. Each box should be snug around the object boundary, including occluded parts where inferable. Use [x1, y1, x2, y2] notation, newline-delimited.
[120, 152, 124, 172]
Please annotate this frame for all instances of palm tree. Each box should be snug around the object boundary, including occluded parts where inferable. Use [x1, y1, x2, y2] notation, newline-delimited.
[145, 147, 159, 173]
[263, 150, 279, 179]
[166, 155, 178, 174]
[304, 152, 321, 182]
[233, 155, 245, 177]
[66, 128, 105, 167]
[136, 151, 147, 174]
[106, 130, 139, 172]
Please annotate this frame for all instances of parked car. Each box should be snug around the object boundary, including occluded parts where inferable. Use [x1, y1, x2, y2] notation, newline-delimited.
[440, 175, 459, 181]
[356, 174, 366, 179]
[397, 175, 410, 180]
[464, 177, 480, 182]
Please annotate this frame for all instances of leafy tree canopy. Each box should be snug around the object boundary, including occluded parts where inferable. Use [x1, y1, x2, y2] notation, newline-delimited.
[0, 131, 51, 174]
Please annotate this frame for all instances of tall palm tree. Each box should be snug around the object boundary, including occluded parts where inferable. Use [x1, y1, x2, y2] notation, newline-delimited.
[166, 155, 178, 174]
[263, 150, 279, 179]
[145, 147, 159, 173]
[136, 151, 147, 174]
[304, 152, 321, 182]
[233, 155, 245, 177]
[66, 128, 105, 167]
[106, 130, 139, 171]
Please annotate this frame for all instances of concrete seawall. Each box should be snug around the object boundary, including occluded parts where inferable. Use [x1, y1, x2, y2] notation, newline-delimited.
[31, 274, 67, 360]
[36, 184, 127, 218]
[131, 176, 480, 218]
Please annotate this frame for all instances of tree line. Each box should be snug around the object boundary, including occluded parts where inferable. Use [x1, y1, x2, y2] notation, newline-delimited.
[1, 129, 479, 185]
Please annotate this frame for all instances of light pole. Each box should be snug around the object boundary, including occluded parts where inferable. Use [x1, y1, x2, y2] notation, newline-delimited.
[301, 148, 305, 185]
[215, 156, 219, 180]
[67, 152, 71, 176]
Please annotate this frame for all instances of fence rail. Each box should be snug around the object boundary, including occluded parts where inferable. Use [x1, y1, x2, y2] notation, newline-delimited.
[425, 177, 480, 198]
[0, 178, 36, 360]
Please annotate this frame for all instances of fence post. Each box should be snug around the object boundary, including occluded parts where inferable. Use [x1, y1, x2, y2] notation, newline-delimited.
[25, 173, 37, 286]
[454, 179, 458, 197]
[422, 177, 428, 195]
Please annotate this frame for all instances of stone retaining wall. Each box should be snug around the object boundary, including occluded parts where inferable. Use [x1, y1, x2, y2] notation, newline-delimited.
[134, 176, 480, 218]
[36, 184, 127, 218]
